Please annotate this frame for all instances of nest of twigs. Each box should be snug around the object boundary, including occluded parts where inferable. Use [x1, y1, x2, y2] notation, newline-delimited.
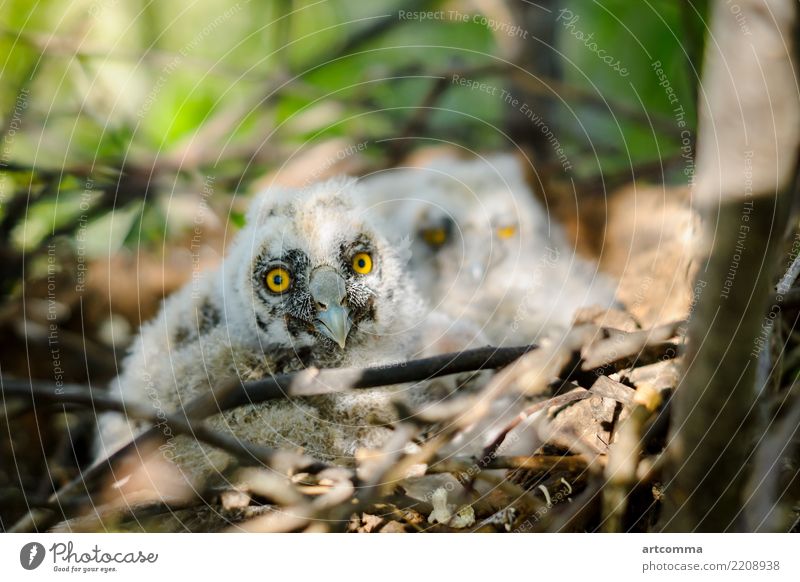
[2, 311, 685, 533]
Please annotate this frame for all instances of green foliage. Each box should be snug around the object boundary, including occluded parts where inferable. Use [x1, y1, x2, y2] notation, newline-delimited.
[557, 0, 705, 176]
[0, 0, 703, 266]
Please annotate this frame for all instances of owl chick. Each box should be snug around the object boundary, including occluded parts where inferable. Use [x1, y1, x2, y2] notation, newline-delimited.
[96, 178, 467, 488]
[360, 154, 617, 346]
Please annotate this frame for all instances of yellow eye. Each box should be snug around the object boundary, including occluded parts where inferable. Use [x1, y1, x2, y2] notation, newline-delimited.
[266, 267, 291, 293]
[422, 227, 447, 247]
[497, 225, 517, 239]
[352, 252, 373, 275]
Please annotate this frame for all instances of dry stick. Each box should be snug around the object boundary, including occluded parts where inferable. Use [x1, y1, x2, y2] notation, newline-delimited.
[3, 381, 324, 532]
[428, 454, 590, 475]
[476, 323, 682, 470]
[1, 379, 319, 475]
[529, 437, 670, 533]
[424, 323, 681, 525]
[580, 321, 684, 371]
[325, 332, 598, 531]
[478, 389, 592, 466]
[601, 385, 663, 532]
[224, 344, 535, 409]
[414, 328, 604, 523]
[325, 422, 421, 532]
[5, 344, 534, 532]
[476, 376, 635, 470]
[476, 324, 681, 530]
[407, 451, 549, 524]
[233, 466, 355, 533]
[7, 323, 680, 531]
[49, 498, 216, 533]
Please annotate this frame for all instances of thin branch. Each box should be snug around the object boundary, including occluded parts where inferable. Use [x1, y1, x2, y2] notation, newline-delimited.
[5, 343, 534, 531]
[428, 454, 590, 474]
[478, 389, 593, 465]
[6, 322, 684, 531]
[601, 385, 663, 532]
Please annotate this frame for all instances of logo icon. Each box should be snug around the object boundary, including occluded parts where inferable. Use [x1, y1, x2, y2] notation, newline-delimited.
[20, 542, 46, 570]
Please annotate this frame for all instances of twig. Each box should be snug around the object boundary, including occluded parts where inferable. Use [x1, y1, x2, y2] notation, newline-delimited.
[6, 323, 682, 531]
[5, 343, 534, 531]
[478, 389, 592, 466]
[4, 344, 535, 415]
[222, 344, 536, 411]
[778, 252, 800, 295]
[428, 454, 590, 474]
[233, 466, 355, 532]
[580, 321, 683, 371]
[601, 385, 662, 532]
[326, 422, 420, 531]
[1, 378, 320, 475]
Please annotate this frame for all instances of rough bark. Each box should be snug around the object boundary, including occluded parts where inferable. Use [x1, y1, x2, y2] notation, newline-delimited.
[663, 0, 800, 531]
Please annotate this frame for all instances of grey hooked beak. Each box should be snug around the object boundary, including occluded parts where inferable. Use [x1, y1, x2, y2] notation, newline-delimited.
[309, 266, 351, 349]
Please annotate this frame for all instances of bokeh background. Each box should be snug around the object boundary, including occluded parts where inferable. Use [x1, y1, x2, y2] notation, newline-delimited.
[0, 0, 709, 529]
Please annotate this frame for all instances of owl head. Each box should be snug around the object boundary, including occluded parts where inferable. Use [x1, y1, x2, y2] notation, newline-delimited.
[359, 154, 618, 345]
[222, 178, 419, 358]
[361, 155, 553, 306]
[411, 155, 547, 284]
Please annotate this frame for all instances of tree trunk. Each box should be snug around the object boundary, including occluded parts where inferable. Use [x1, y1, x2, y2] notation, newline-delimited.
[663, 0, 800, 532]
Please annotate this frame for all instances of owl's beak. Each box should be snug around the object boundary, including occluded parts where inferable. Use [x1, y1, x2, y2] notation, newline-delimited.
[309, 267, 352, 349]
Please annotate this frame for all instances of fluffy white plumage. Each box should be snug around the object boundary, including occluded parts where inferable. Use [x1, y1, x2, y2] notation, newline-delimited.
[97, 155, 616, 501]
[96, 179, 482, 487]
[360, 153, 618, 346]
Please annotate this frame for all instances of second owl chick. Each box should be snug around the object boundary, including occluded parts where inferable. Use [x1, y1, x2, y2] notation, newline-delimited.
[360, 154, 618, 345]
